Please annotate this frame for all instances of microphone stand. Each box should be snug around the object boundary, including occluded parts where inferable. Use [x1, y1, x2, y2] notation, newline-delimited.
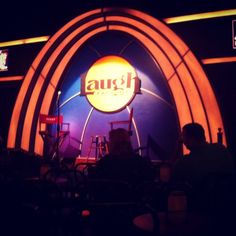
[56, 90, 61, 163]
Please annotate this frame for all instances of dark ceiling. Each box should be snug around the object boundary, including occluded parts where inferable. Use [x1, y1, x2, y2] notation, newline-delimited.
[1, 0, 236, 41]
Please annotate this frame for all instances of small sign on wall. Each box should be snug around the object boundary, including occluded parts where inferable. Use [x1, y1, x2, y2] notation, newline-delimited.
[233, 20, 236, 49]
[0, 49, 8, 71]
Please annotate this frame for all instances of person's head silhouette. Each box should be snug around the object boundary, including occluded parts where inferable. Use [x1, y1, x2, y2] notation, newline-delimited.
[182, 123, 206, 151]
[108, 128, 133, 156]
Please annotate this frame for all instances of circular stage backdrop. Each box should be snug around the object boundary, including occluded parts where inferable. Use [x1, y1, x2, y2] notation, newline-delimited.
[7, 8, 225, 160]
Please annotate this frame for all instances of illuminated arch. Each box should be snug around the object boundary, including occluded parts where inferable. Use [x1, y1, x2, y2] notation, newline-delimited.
[7, 8, 225, 155]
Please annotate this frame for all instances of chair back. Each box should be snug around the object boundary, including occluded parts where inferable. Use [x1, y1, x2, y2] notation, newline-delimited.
[39, 114, 63, 125]
[109, 107, 134, 136]
[39, 114, 65, 134]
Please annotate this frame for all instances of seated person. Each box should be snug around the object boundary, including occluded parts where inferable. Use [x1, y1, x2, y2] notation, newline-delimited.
[87, 128, 159, 235]
[172, 122, 235, 188]
[90, 128, 155, 185]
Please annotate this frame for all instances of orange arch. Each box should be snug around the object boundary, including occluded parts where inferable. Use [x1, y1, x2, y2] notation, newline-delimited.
[7, 8, 225, 156]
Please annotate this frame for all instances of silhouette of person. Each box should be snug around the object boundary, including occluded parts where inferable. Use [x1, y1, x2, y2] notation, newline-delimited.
[87, 128, 158, 235]
[91, 128, 155, 184]
[172, 122, 235, 187]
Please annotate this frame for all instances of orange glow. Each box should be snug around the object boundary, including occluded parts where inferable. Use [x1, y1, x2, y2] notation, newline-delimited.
[21, 18, 104, 151]
[168, 74, 192, 127]
[0, 76, 23, 81]
[168, 74, 192, 155]
[104, 12, 225, 147]
[8, 69, 35, 148]
[36, 21, 191, 155]
[8, 9, 102, 150]
[164, 9, 236, 24]
[184, 51, 225, 144]
[202, 56, 236, 64]
[34, 27, 106, 155]
[106, 16, 182, 67]
[110, 25, 176, 80]
[0, 36, 49, 47]
[84, 55, 139, 113]
[107, 8, 189, 56]
[108, 9, 224, 145]
[176, 63, 210, 141]
[8, 8, 226, 157]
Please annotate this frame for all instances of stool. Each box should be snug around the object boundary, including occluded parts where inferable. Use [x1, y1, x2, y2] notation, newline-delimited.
[88, 135, 108, 159]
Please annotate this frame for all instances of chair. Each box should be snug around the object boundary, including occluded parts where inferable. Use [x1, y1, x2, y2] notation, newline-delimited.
[134, 134, 168, 160]
[39, 114, 70, 158]
[109, 107, 133, 135]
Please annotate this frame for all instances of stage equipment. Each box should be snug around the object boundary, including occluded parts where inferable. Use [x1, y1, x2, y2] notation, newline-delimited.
[109, 107, 133, 136]
[88, 135, 108, 160]
[39, 113, 70, 160]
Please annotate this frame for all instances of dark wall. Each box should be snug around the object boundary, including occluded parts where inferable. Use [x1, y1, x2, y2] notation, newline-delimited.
[0, 43, 43, 148]
[0, 81, 21, 147]
[205, 63, 236, 159]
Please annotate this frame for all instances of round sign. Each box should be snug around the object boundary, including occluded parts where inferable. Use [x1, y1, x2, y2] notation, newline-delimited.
[83, 55, 140, 113]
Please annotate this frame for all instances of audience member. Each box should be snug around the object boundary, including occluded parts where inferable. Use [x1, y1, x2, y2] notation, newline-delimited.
[172, 122, 236, 236]
[88, 128, 158, 236]
[172, 122, 235, 187]
[91, 128, 155, 184]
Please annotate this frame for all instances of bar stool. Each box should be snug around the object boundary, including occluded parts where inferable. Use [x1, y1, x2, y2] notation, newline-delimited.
[87, 135, 108, 159]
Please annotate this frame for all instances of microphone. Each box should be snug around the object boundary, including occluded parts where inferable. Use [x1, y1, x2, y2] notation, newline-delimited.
[57, 90, 61, 104]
